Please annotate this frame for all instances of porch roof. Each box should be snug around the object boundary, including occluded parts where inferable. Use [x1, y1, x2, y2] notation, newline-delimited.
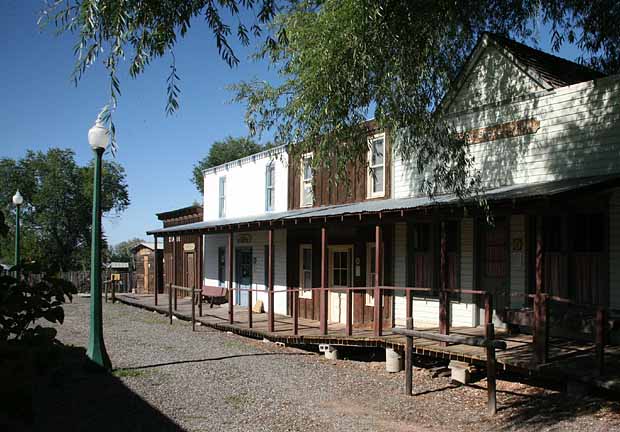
[146, 175, 619, 236]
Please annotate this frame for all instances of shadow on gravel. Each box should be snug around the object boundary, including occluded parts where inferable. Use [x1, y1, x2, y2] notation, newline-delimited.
[467, 383, 620, 430]
[1, 343, 187, 432]
[117, 352, 313, 371]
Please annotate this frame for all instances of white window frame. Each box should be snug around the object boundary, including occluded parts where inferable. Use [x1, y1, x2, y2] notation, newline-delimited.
[367, 133, 386, 199]
[300, 153, 314, 208]
[299, 244, 313, 299]
[265, 162, 275, 212]
[218, 176, 226, 218]
[365, 242, 384, 306]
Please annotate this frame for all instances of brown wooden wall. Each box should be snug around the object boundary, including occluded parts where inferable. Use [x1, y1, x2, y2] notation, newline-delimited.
[162, 233, 203, 295]
[287, 133, 391, 210]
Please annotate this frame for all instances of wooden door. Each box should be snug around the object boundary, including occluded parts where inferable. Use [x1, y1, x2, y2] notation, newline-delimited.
[184, 252, 195, 290]
[235, 248, 252, 307]
[143, 255, 149, 293]
[479, 217, 509, 311]
[329, 245, 353, 324]
[298, 244, 317, 319]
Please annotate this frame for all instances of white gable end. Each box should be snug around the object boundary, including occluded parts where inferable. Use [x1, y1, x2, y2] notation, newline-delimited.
[447, 44, 545, 114]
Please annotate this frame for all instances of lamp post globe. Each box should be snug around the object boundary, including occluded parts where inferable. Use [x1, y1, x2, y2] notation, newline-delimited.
[12, 190, 23, 268]
[86, 117, 112, 370]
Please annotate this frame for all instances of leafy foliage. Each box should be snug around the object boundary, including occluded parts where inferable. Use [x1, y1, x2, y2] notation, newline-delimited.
[41, 0, 278, 151]
[0, 148, 130, 271]
[232, 0, 620, 202]
[0, 263, 77, 343]
[107, 237, 145, 263]
[191, 136, 271, 193]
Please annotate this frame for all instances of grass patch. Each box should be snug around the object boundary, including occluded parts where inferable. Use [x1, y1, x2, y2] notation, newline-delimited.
[113, 369, 146, 378]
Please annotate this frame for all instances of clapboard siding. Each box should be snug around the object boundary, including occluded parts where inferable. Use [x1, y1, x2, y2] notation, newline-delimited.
[448, 44, 544, 113]
[203, 230, 287, 314]
[610, 190, 620, 309]
[394, 74, 620, 199]
[203, 147, 288, 221]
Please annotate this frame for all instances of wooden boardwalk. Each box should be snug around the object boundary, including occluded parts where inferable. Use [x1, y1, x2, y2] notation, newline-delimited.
[114, 293, 620, 379]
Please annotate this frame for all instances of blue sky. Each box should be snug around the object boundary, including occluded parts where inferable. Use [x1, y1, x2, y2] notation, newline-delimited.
[1, 1, 583, 245]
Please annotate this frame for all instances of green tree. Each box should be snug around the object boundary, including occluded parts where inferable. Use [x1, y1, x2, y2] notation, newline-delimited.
[47, 1, 620, 196]
[0, 149, 130, 271]
[107, 237, 144, 263]
[192, 136, 267, 193]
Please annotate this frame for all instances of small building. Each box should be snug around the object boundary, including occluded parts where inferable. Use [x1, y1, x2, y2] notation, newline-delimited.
[156, 205, 204, 293]
[130, 242, 163, 294]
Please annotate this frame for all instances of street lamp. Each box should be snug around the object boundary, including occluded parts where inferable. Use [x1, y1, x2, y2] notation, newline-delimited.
[86, 117, 112, 370]
[12, 190, 23, 268]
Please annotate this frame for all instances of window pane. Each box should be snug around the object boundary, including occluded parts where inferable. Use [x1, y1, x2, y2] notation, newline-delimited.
[303, 248, 312, 270]
[372, 138, 384, 165]
[372, 167, 384, 193]
[303, 159, 313, 180]
[303, 270, 312, 289]
[303, 182, 313, 205]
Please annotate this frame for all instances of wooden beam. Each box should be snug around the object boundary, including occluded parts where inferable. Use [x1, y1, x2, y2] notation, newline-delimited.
[168, 283, 173, 324]
[228, 231, 234, 325]
[486, 323, 497, 415]
[268, 228, 274, 332]
[392, 328, 507, 350]
[405, 317, 413, 396]
[374, 224, 382, 336]
[153, 235, 159, 306]
[198, 234, 203, 317]
[320, 226, 328, 335]
[439, 221, 449, 346]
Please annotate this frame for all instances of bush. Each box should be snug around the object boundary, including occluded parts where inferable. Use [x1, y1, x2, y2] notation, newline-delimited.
[0, 263, 76, 344]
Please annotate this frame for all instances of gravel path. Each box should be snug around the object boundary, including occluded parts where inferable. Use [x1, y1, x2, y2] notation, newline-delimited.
[44, 298, 620, 432]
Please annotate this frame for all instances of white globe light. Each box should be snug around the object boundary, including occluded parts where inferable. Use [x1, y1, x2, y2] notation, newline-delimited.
[88, 119, 110, 150]
[12, 190, 23, 206]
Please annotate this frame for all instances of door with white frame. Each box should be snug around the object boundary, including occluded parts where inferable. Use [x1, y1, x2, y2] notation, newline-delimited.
[328, 245, 353, 324]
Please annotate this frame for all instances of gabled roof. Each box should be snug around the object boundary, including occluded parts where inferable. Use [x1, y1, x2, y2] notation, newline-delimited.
[441, 32, 606, 112]
[487, 33, 605, 88]
[130, 242, 164, 252]
[156, 204, 203, 220]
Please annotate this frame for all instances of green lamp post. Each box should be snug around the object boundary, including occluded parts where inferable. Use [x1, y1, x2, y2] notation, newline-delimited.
[12, 190, 23, 268]
[86, 117, 112, 370]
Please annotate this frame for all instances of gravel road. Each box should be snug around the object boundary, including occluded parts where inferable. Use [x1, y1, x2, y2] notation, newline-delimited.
[44, 298, 620, 432]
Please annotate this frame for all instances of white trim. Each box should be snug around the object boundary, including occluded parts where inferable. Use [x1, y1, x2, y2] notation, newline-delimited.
[202, 144, 287, 175]
[300, 153, 314, 208]
[299, 244, 313, 299]
[367, 133, 386, 199]
[365, 242, 384, 306]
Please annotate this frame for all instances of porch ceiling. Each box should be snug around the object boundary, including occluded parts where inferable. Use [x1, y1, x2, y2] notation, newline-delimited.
[146, 174, 620, 236]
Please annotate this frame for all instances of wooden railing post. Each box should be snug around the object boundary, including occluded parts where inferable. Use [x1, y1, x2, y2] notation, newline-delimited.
[173, 284, 178, 311]
[484, 292, 493, 337]
[104, 281, 108, 303]
[374, 224, 382, 337]
[406, 289, 413, 325]
[168, 283, 173, 325]
[320, 226, 328, 335]
[346, 288, 353, 336]
[405, 317, 414, 396]
[228, 232, 234, 325]
[198, 235, 203, 317]
[111, 280, 116, 304]
[293, 289, 299, 336]
[191, 287, 196, 331]
[534, 293, 549, 365]
[596, 307, 607, 376]
[154, 235, 159, 306]
[268, 228, 274, 333]
[486, 323, 497, 416]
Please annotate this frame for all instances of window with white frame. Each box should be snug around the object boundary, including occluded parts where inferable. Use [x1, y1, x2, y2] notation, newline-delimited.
[367, 134, 386, 198]
[299, 244, 313, 299]
[218, 176, 226, 218]
[365, 242, 384, 306]
[265, 162, 275, 211]
[300, 154, 314, 207]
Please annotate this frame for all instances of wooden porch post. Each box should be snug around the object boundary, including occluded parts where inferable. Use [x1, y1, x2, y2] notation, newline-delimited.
[533, 216, 548, 364]
[267, 228, 274, 332]
[374, 224, 382, 337]
[293, 288, 299, 336]
[439, 221, 449, 346]
[198, 234, 203, 317]
[596, 307, 607, 376]
[228, 231, 234, 324]
[153, 235, 159, 306]
[320, 226, 328, 335]
[173, 235, 177, 308]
